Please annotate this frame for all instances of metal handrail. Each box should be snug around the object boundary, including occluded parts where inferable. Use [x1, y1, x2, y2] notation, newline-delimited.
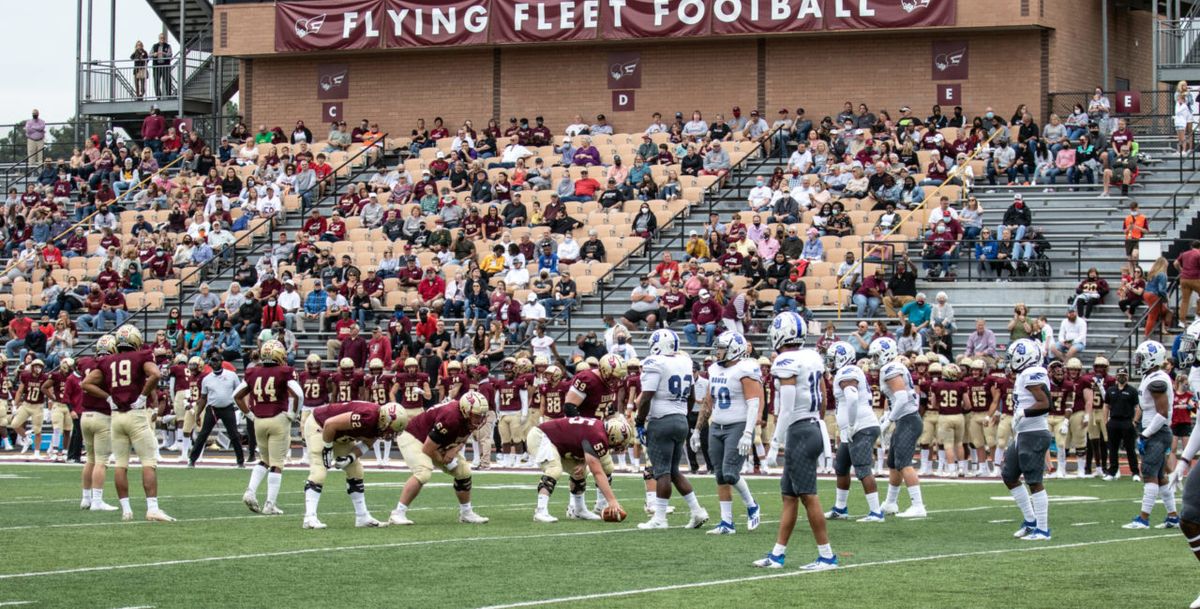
[72, 135, 386, 355]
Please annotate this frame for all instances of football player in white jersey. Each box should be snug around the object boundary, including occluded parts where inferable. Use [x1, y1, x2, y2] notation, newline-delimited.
[1169, 324, 1200, 608]
[1002, 338, 1054, 541]
[695, 332, 763, 535]
[871, 338, 927, 519]
[753, 312, 836, 571]
[823, 341, 884, 522]
[635, 329, 710, 530]
[1123, 340, 1181, 530]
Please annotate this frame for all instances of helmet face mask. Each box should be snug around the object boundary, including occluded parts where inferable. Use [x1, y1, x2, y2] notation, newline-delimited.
[306, 353, 322, 373]
[605, 417, 633, 450]
[458, 391, 490, 427]
[715, 332, 749, 364]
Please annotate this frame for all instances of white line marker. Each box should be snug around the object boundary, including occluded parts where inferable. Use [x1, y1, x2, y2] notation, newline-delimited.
[1072, 522, 1100, 527]
[0, 602, 36, 607]
[473, 535, 1177, 609]
[987, 519, 1013, 524]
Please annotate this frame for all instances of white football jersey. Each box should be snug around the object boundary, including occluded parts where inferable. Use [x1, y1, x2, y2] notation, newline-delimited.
[833, 365, 880, 432]
[771, 348, 826, 422]
[878, 361, 918, 419]
[1014, 366, 1051, 433]
[707, 359, 763, 425]
[640, 353, 694, 419]
[1138, 369, 1174, 424]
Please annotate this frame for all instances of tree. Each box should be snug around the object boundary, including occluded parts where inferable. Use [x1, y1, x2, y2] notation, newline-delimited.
[0, 120, 28, 163]
[223, 101, 239, 118]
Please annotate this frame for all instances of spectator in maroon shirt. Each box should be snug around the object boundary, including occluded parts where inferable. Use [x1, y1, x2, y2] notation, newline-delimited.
[853, 267, 887, 319]
[64, 227, 87, 258]
[96, 261, 121, 292]
[98, 285, 129, 330]
[141, 107, 166, 153]
[148, 247, 174, 279]
[337, 324, 369, 368]
[398, 259, 423, 289]
[923, 222, 959, 278]
[660, 282, 688, 324]
[685, 289, 722, 347]
[257, 270, 283, 303]
[302, 209, 327, 239]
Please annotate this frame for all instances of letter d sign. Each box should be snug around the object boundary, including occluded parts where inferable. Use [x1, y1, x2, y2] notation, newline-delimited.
[612, 91, 635, 112]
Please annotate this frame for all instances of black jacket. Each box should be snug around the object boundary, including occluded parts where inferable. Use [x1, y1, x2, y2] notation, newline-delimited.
[1001, 204, 1032, 227]
[1105, 383, 1139, 420]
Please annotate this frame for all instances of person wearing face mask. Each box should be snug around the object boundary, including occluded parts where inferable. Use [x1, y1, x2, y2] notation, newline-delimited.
[748, 177, 772, 211]
[632, 204, 657, 239]
[189, 353, 245, 467]
[998, 193, 1033, 243]
[923, 222, 959, 278]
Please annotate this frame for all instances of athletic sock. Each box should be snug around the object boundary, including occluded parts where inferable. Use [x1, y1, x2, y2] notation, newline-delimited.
[733, 478, 755, 506]
[536, 494, 550, 511]
[459, 502, 473, 515]
[248, 463, 268, 493]
[350, 492, 367, 518]
[1161, 485, 1178, 515]
[755, 441, 766, 459]
[91, 488, 105, 507]
[382, 441, 392, 462]
[82, 487, 90, 502]
[907, 484, 924, 508]
[1009, 485, 1035, 522]
[866, 491, 880, 514]
[119, 497, 131, 513]
[645, 491, 656, 505]
[719, 500, 733, 523]
[920, 449, 930, 469]
[957, 460, 967, 473]
[1074, 454, 1086, 474]
[266, 472, 282, 505]
[937, 449, 946, 470]
[772, 543, 788, 556]
[1057, 454, 1067, 475]
[146, 497, 159, 512]
[886, 484, 901, 506]
[817, 543, 834, 559]
[993, 447, 1003, 466]
[1142, 483, 1161, 517]
[571, 493, 586, 511]
[682, 492, 702, 512]
[835, 488, 849, 510]
[1031, 489, 1049, 531]
[50, 430, 61, 451]
[654, 497, 670, 520]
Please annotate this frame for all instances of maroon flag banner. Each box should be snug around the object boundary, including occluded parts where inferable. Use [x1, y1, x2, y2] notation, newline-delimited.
[825, 0, 956, 30]
[710, 0, 823, 35]
[490, 0, 600, 44]
[602, 0, 710, 41]
[384, 0, 491, 47]
[276, 0, 384, 52]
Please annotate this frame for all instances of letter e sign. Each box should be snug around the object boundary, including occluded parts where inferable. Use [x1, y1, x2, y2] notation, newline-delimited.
[1115, 91, 1140, 114]
[936, 84, 961, 106]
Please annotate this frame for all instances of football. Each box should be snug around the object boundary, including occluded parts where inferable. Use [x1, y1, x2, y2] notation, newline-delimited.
[601, 505, 627, 522]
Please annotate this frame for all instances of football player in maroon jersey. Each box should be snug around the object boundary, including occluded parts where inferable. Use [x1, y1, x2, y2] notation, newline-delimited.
[618, 358, 642, 472]
[79, 337, 119, 511]
[364, 358, 397, 466]
[12, 357, 49, 459]
[441, 360, 469, 402]
[392, 357, 431, 420]
[528, 416, 633, 523]
[986, 360, 1016, 471]
[389, 393, 491, 526]
[301, 400, 408, 529]
[43, 359, 74, 461]
[931, 363, 969, 477]
[166, 355, 202, 458]
[1083, 356, 1115, 475]
[330, 358, 364, 403]
[235, 341, 304, 516]
[964, 359, 995, 476]
[81, 326, 173, 522]
[464, 355, 497, 468]
[492, 357, 531, 468]
[0, 354, 15, 451]
[297, 353, 331, 465]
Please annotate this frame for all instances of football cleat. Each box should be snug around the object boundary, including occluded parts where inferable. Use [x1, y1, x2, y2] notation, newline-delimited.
[533, 510, 559, 523]
[752, 553, 785, 569]
[458, 510, 489, 524]
[242, 490, 261, 513]
[1132, 475, 1142, 483]
[355, 514, 385, 528]
[880, 502, 899, 515]
[747, 504, 761, 531]
[387, 510, 414, 526]
[643, 502, 676, 515]
[685, 508, 710, 529]
[1013, 520, 1036, 538]
[90, 502, 118, 512]
[1102, 474, 1114, 481]
[146, 509, 176, 523]
[302, 516, 327, 530]
[858, 512, 886, 523]
[826, 507, 850, 520]
[262, 502, 284, 516]
[896, 506, 927, 519]
[121, 511, 133, 522]
[80, 497, 91, 510]
[1122, 516, 1150, 530]
[706, 521, 736, 535]
[1191, 592, 1200, 609]
[1020, 529, 1051, 541]
[567, 505, 601, 521]
[800, 556, 839, 571]
[637, 517, 669, 530]
[1156, 516, 1181, 529]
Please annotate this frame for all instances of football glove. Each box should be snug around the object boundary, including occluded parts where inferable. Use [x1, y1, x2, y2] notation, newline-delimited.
[737, 431, 753, 457]
[332, 454, 356, 470]
[1136, 438, 1145, 455]
[1082, 413, 1090, 426]
[106, 397, 118, 411]
[245, 411, 257, 422]
[765, 443, 781, 468]
[444, 457, 459, 471]
[1057, 420, 1069, 436]
[1168, 464, 1187, 491]
[321, 443, 335, 469]
[637, 425, 647, 446]
[131, 395, 147, 411]
[688, 429, 701, 453]
[879, 418, 894, 438]
[838, 427, 851, 445]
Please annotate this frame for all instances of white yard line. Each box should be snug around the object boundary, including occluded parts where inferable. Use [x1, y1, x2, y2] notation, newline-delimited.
[1072, 522, 1100, 526]
[474, 534, 1177, 609]
[0, 602, 36, 607]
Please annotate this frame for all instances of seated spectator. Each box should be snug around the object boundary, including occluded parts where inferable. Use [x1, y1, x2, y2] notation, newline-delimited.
[700, 142, 731, 179]
[561, 169, 602, 204]
[774, 270, 807, 314]
[1117, 265, 1146, 321]
[1050, 308, 1087, 362]
[1073, 267, 1109, 318]
[684, 288, 721, 347]
[622, 274, 659, 331]
[853, 266, 887, 319]
[631, 203, 657, 239]
[1102, 143, 1137, 198]
[572, 137, 602, 167]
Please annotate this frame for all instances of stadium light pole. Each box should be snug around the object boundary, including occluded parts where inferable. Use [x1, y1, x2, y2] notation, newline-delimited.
[74, 0, 82, 146]
[109, 0, 115, 102]
[177, 0, 186, 117]
[1101, 0, 1110, 92]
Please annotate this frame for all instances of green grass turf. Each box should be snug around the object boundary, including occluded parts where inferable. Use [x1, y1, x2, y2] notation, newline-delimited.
[0, 463, 1190, 609]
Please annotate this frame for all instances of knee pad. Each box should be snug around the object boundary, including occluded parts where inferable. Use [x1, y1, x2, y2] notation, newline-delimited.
[345, 478, 365, 494]
[453, 477, 472, 492]
[641, 467, 654, 481]
[538, 475, 558, 495]
[854, 464, 874, 481]
[717, 473, 740, 486]
[569, 477, 587, 494]
[304, 480, 323, 493]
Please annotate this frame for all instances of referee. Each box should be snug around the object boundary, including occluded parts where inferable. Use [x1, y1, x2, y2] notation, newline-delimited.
[1104, 367, 1140, 481]
[188, 353, 245, 467]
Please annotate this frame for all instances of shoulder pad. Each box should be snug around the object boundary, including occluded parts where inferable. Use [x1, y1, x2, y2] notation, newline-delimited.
[1148, 379, 1171, 394]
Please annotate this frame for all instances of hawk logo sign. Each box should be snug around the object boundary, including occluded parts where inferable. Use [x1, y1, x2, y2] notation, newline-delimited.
[295, 13, 326, 39]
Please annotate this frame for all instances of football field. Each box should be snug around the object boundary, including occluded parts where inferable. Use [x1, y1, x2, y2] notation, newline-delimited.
[0, 463, 1189, 609]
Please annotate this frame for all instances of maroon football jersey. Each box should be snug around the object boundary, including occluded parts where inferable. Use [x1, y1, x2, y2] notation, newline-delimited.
[168, 364, 195, 392]
[538, 417, 609, 460]
[569, 370, 617, 419]
[331, 371, 363, 403]
[762, 366, 775, 416]
[244, 364, 296, 418]
[0, 365, 14, 401]
[405, 401, 472, 448]
[931, 380, 967, 415]
[47, 370, 68, 402]
[989, 375, 1014, 415]
[299, 370, 330, 408]
[492, 377, 527, 413]
[1048, 379, 1071, 416]
[19, 370, 49, 404]
[99, 350, 154, 410]
[394, 372, 429, 409]
[78, 357, 109, 414]
[441, 371, 470, 400]
[363, 373, 394, 406]
[541, 380, 572, 420]
[964, 376, 990, 413]
[866, 369, 883, 412]
[312, 401, 381, 440]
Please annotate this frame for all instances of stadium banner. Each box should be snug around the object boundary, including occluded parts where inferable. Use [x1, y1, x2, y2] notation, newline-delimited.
[274, 0, 957, 52]
[276, 0, 383, 52]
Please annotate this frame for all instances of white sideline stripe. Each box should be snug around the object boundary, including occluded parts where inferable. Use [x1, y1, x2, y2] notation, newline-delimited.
[0, 602, 35, 606]
[1072, 522, 1100, 527]
[474, 534, 1177, 609]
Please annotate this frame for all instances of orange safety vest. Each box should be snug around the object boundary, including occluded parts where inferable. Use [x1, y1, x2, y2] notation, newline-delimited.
[1124, 213, 1147, 240]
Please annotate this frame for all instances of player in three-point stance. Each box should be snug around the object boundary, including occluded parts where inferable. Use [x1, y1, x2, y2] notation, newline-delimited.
[635, 329, 710, 530]
[527, 415, 632, 523]
[754, 312, 836, 570]
[1122, 340, 1181, 530]
[871, 338, 927, 518]
[1002, 338, 1053, 541]
[823, 341, 884, 523]
[694, 331, 763, 535]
